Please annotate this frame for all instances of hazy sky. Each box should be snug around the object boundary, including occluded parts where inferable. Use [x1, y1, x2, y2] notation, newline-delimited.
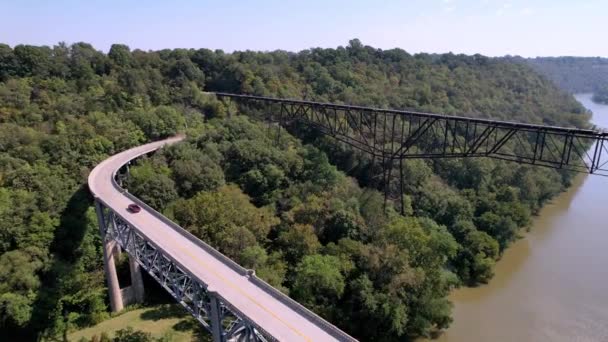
[1, 0, 606, 57]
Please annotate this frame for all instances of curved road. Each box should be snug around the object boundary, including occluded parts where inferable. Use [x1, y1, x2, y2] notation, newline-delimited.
[89, 137, 355, 342]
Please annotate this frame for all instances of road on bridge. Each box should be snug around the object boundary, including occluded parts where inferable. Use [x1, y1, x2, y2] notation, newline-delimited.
[88, 137, 355, 342]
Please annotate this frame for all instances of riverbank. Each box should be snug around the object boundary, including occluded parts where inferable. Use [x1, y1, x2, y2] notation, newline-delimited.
[438, 173, 587, 341]
[437, 93, 608, 342]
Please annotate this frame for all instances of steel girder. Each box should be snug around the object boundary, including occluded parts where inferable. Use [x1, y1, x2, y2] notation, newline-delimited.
[95, 200, 272, 342]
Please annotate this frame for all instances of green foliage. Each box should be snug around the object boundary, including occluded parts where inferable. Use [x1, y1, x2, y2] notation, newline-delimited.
[0, 248, 45, 328]
[0, 292, 33, 327]
[166, 185, 278, 259]
[113, 327, 155, 342]
[292, 254, 346, 314]
[163, 143, 225, 197]
[0, 41, 590, 341]
[108, 44, 132, 68]
[277, 223, 321, 264]
[524, 56, 608, 103]
[592, 85, 608, 104]
[128, 106, 185, 139]
[457, 230, 500, 284]
[127, 160, 178, 209]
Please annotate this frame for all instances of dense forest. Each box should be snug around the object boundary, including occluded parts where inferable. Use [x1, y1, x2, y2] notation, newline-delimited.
[522, 56, 608, 103]
[0, 40, 590, 341]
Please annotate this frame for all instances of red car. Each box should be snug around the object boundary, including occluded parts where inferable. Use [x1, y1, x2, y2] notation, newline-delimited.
[127, 204, 141, 213]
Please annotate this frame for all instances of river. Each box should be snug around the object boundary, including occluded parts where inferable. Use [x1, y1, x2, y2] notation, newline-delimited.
[438, 93, 608, 342]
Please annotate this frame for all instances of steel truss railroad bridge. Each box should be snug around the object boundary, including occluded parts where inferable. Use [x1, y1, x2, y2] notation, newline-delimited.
[216, 93, 608, 212]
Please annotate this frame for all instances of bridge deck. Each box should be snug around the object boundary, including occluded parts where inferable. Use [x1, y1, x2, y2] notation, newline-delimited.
[89, 138, 353, 342]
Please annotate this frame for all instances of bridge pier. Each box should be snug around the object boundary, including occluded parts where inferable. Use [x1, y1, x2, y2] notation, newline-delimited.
[95, 201, 124, 312]
[113, 243, 122, 259]
[129, 256, 145, 303]
[95, 200, 147, 311]
[103, 239, 124, 312]
[209, 295, 223, 342]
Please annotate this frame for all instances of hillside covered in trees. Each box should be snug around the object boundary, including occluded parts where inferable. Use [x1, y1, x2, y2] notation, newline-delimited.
[0, 40, 590, 340]
[522, 56, 608, 103]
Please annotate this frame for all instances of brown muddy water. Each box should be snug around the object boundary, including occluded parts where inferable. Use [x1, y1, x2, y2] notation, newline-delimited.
[437, 94, 608, 342]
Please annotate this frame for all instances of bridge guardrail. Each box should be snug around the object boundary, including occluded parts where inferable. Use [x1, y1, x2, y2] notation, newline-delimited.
[247, 272, 357, 341]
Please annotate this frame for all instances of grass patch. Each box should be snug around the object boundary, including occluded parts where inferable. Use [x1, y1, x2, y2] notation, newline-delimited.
[68, 304, 210, 341]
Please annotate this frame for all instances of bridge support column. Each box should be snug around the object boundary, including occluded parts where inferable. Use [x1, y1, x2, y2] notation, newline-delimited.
[113, 244, 122, 259]
[95, 201, 124, 312]
[129, 256, 145, 303]
[103, 239, 124, 312]
[209, 294, 224, 342]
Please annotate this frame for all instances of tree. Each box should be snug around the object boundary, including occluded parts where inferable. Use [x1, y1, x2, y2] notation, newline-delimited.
[239, 246, 287, 289]
[0, 44, 18, 81]
[113, 327, 154, 342]
[276, 224, 321, 264]
[13, 45, 52, 77]
[108, 44, 132, 68]
[128, 106, 185, 139]
[475, 211, 517, 250]
[168, 185, 277, 259]
[322, 210, 362, 243]
[170, 156, 224, 197]
[457, 230, 499, 284]
[291, 254, 345, 315]
[0, 248, 45, 329]
[127, 161, 178, 209]
[344, 274, 409, 338]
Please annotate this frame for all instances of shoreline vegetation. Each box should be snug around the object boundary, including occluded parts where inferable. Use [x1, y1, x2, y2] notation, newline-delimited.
[0, 40, 590, 341]
[591, 87, 608, 105]
[522, 56, 608, 105]
[434, 92, 607, 341]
